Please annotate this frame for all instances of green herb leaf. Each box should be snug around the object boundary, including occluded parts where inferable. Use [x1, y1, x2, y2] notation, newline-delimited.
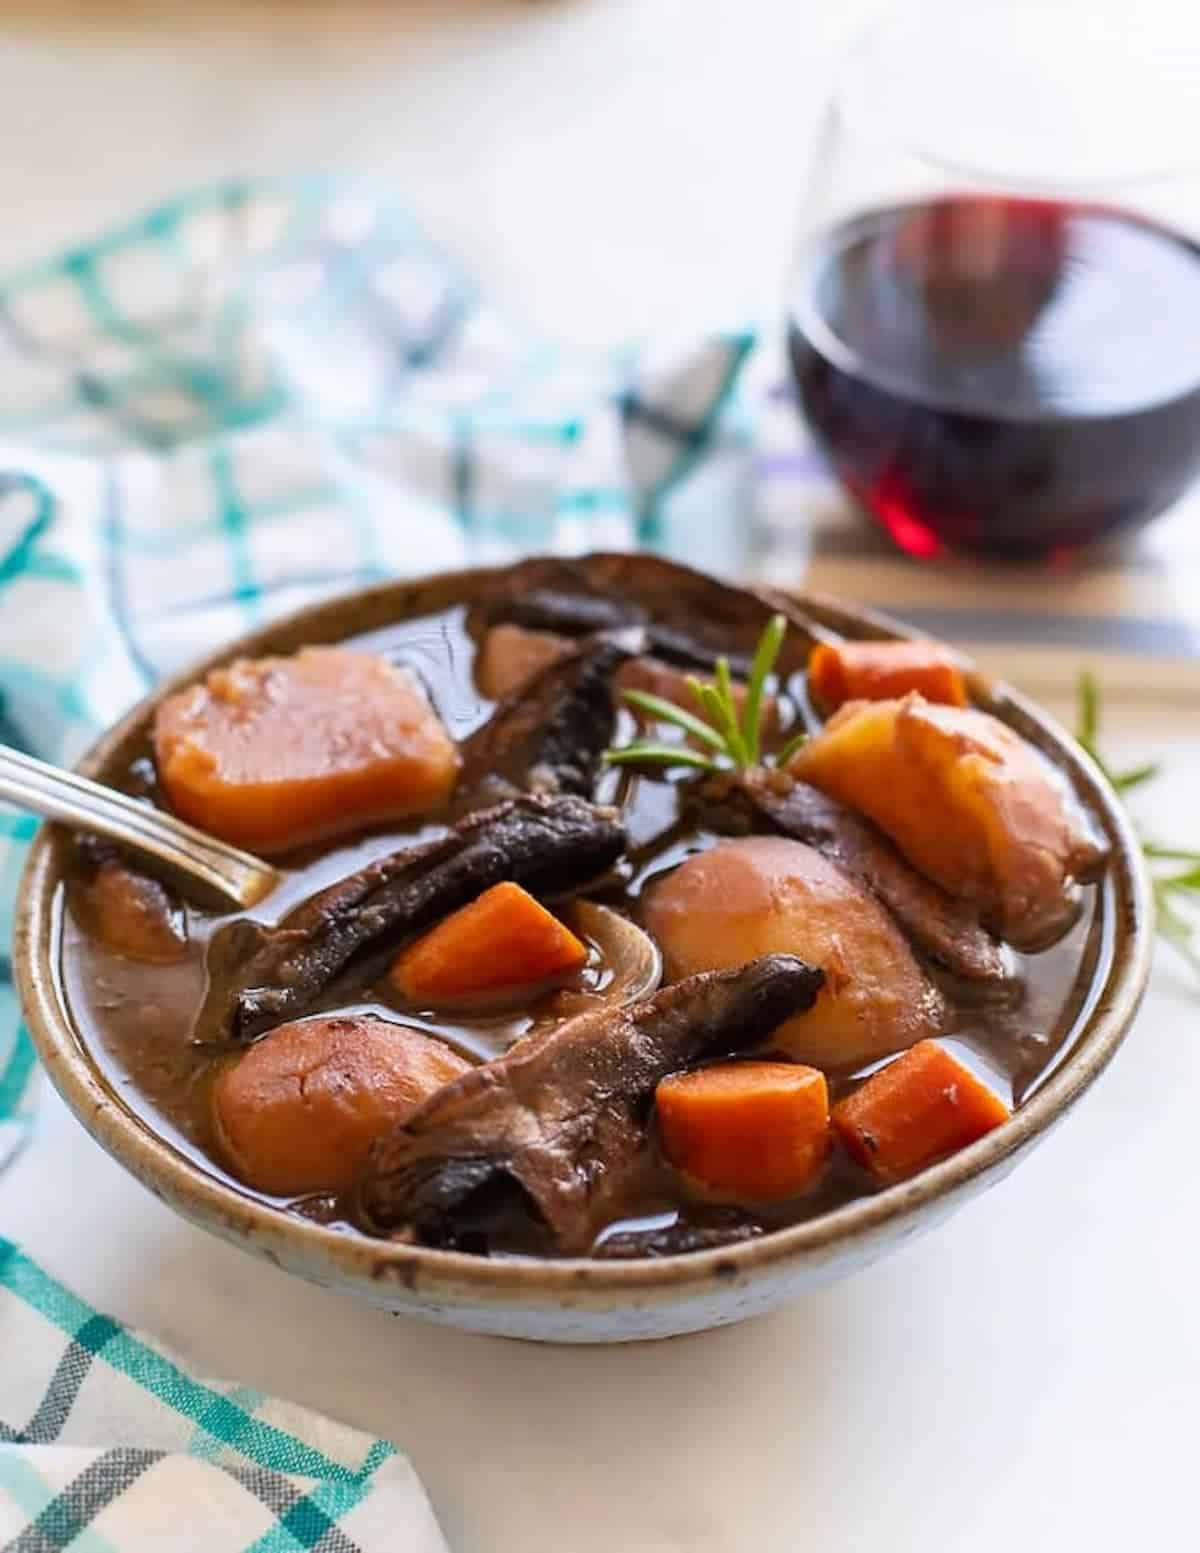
[602, 743, 718, 772]
[1076, 669, 1099, 755]
[603, 617, 794, 779]
[1113, 761, 1161, 792]
[775, 729, 810, 767]
[742, 613, 786, 766]
[1154, 887, 1200, 976]
[619, 689, 726, 751]
[684, 674, 711, 719]
[692, 678, 745, 768]
[1078, 670, 1200, 987]
[1160, 865, 1200, 892]
[1141, 843, 1200, 865]
[713, 657, 751, 767]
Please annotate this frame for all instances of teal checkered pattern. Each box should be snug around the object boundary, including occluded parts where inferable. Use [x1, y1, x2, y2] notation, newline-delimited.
[0, 1239, 447, 1549]
[0, 178, 754, 1547]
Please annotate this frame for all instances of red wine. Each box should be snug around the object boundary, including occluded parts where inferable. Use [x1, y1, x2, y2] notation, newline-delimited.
[789, 196, 1200, 557]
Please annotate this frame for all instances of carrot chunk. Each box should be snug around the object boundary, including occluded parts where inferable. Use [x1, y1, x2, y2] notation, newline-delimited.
[832, 1040, 1010, 1184]
[809, 639, 968, 712]
[212, 1014, 471, 1196]
[154, 647, 460, 853]
[391, 881, 587, 1004]
[656, 1061, 830, 1201]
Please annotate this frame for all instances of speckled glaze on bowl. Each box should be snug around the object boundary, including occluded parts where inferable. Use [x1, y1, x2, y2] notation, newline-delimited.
[14, 556, 1153, 1342]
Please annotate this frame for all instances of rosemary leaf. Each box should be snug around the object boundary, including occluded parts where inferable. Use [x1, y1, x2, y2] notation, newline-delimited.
[693, 682, 732, 744]
[775, 729, 810, 767]
[1154, 889, 1200, 976]
[1113, 761, 1162, 792]
[602, 743, 717, 772]
[684, 674, 710, 718]
[742, 613, 785, 766]
[1077, 669, 1200, 987]
[619, 689, 725, 750]
[1159, 865, 1200, 892]
[603, 616, 796, 779]
[1076, 668, 1100, 755]
[1142, 843, 1200, 865]
[713, 657, 751, 767]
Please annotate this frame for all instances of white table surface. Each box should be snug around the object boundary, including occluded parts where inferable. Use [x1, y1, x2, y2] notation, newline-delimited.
[0, 0, 873, 345]
[6, 660, 1200, 1553]
[1, 6, 1199, 1551]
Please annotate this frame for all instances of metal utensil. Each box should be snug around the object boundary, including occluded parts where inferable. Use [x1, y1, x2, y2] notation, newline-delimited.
[0, 745, 279, 908]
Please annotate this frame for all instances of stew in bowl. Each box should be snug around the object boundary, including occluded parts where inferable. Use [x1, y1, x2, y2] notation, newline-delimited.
[15, 555, 1151, 1340]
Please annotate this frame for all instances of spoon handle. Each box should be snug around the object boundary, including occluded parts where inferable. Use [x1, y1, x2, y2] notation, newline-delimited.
[0, 745, 279, 909]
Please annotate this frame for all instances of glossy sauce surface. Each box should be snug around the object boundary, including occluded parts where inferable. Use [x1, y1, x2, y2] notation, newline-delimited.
[58, 605, 1108, 1251]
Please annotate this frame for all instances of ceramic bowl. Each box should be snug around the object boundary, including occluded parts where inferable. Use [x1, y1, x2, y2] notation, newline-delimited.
[13, 556, 1153, 1342]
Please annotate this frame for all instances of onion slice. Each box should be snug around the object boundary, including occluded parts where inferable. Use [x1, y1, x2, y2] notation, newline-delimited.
[565, 900, 663, 1010]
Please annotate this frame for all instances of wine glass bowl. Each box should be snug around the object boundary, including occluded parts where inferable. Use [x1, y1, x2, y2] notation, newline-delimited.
[788, 1, 1200, 559]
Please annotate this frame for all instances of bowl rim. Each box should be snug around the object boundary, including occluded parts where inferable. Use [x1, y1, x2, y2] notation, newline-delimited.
[13, 557, 1154, 1305]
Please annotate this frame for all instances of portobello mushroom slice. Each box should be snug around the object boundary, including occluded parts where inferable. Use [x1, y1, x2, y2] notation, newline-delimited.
[459, 635, 632, 801]
[355, 953, 824, 1254]
[486, 587, 754, 677]
[471, 553, 820, 680]
[476, 625, 782, 740]
[693, 771, 1012, 990]
[196, 794, 626, 1045]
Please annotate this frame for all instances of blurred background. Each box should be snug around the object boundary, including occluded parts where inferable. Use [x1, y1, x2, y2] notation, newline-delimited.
[0, 0, 865, 345]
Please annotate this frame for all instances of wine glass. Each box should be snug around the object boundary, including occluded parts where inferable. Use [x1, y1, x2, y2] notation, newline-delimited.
[787, 0, 1200, 559]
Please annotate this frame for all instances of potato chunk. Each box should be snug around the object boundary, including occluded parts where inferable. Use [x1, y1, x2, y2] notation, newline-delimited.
[70, 857, 187, 964]
[642, 837, 945, 1070]
[791, 694, 1107, 949]
[155, 647, 460, 853]
[212, 1014, 471, 1196]
[476, 624, 573, 700]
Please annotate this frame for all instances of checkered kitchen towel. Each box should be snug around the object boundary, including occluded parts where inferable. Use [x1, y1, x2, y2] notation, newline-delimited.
[0, 176, 754, 1548]
[0, 1240, 446, 1551]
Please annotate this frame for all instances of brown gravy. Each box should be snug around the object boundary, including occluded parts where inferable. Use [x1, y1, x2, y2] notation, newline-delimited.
[57, 605, 1110, 1252]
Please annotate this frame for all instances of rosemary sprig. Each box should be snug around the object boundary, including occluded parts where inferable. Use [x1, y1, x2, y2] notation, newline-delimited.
[1142, 843, 1200, 865]
[742, 613, 786, 765]
[602, 740, 718, 772]
[603, 614, 800, 775]
[615, 691, 725, 752]
[776, 728, 811, 767]
[1075, 670, 1163, 793]
[1075, 670, 1199, 982]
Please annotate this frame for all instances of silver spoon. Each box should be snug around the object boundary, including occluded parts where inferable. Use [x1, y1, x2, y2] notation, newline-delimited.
[0, 744, 280, 908]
